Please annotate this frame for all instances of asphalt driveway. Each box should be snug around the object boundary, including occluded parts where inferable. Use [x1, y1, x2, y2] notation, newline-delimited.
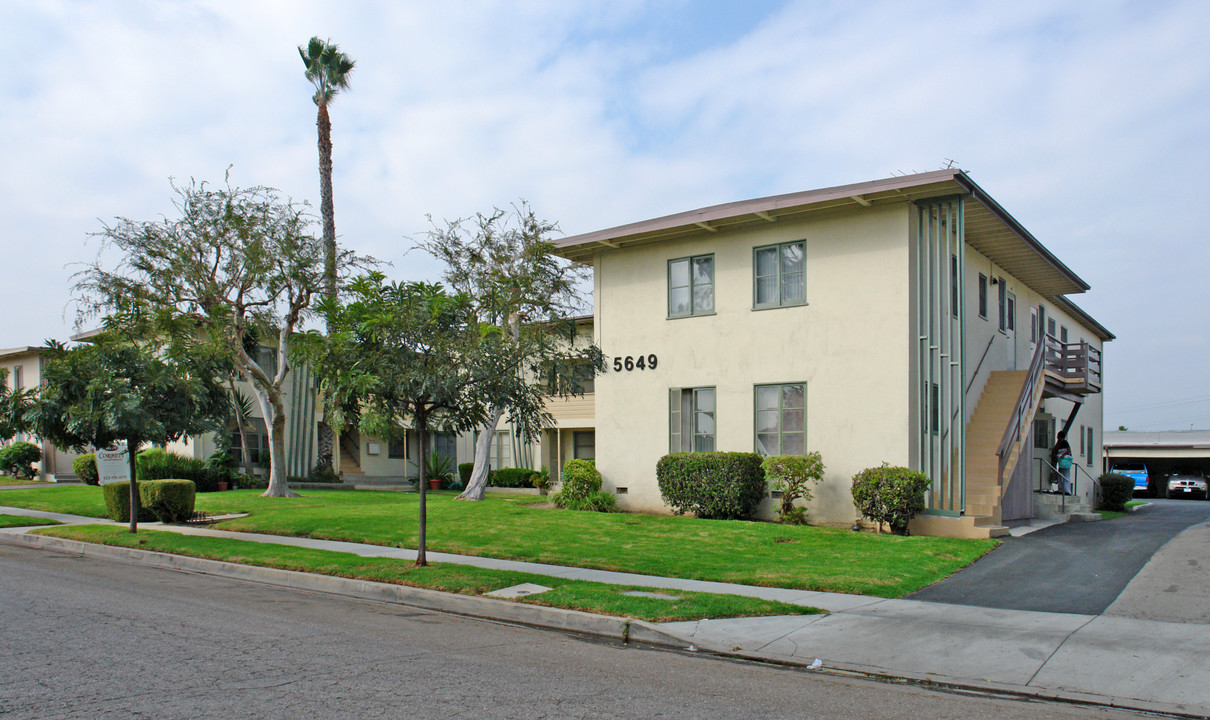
[909, 499, 1210, 615]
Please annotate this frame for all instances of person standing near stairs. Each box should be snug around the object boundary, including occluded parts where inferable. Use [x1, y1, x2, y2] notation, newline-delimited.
[1052, 431, 1074, 494]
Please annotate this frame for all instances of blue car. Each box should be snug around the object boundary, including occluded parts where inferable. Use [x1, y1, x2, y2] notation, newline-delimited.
[1111, 462, 1151, 495]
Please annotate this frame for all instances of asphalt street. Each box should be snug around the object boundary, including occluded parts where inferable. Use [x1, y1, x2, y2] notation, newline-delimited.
[909, 499, 1210, 614]
[0, 543, 1150, 720]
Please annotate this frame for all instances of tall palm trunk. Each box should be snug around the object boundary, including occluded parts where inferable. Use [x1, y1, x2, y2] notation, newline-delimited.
[316, 99, 336, 469]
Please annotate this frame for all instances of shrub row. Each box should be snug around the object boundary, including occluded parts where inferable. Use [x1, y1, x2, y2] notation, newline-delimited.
[73, 453, 100, 485]
[103, 479, 196, 523]
[489, 467, 534, 488]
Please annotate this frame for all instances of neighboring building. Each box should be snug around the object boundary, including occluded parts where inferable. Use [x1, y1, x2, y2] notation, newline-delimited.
[553, 169, 1112, 538]
[0, 345, 81, 482]
[1102, 430, 1210, 491]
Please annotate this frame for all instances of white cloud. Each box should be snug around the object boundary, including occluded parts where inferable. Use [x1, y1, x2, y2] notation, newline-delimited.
[1, 0, 1208, 426]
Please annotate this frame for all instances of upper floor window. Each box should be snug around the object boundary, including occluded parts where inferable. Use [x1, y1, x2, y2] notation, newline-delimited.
[11, 365, 23, 390]
[1060, 325, 1069, 343]
[978, 274, 988, 319]
[753, 241, 806, 309]
[997, 277, 1007, 332]
[668, 255, 714, 318]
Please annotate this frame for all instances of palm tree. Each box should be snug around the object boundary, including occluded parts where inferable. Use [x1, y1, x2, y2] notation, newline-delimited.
[299, 36, 354, 468]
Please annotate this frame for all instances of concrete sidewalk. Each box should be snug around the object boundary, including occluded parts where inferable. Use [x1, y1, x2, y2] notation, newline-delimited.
[2, 506, 1208, 717]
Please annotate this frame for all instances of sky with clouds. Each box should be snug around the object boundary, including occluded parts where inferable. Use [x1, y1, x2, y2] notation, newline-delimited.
[2, 0, 1208, 430]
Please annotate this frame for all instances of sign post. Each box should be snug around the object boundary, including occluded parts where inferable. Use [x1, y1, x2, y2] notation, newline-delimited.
[96, 442, 139, 532]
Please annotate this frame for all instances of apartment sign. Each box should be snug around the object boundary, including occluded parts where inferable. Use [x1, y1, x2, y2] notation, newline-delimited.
[96, 442, 132, 485]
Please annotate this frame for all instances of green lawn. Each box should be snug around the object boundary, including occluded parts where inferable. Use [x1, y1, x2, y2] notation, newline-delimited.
[0, 478, 49, 486]
[0, 514, 61, 528]
[1, 486, 998, 597]
[34, 525, 816, 623]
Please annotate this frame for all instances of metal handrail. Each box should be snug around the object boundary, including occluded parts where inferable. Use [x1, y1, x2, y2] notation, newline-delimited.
[1037, 456, 1077, 514]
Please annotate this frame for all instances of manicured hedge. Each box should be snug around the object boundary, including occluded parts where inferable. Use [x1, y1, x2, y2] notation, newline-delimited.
[102, 482, 157, 523]
[458, 461, 495, 488]
[1099, 473, 1134, 512]
[103, 479, 197, 523]
[73, 453, 100, 485]
[138, 449, 225, 492]
[656, 452, 766, 520]
[490, 468, 534, 488]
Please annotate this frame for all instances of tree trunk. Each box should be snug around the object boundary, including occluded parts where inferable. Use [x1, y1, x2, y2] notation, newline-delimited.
[316, 102, 337, 302]
[127, 437, 139, 533]
[316, 101, 337, 471]
[415, 409, 428, 567]
[256, 386, 298, 498]
[456, 410, 504, 501]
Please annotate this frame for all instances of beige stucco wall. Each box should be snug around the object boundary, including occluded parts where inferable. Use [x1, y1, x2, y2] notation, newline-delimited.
[1, 348, 82, 482]
[593, 204, 913, 526]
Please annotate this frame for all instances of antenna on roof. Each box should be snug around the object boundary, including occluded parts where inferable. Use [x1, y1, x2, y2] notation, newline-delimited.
[944, 158, 958, 169]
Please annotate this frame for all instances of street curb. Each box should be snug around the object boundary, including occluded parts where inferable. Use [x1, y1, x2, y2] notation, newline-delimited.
[4, 531, 1206, 718]
[0, 531, 691, 653]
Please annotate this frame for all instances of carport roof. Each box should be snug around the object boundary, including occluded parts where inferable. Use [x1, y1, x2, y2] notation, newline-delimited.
[1104, 430, 1210, 450]
[554, 169, 1092, 298]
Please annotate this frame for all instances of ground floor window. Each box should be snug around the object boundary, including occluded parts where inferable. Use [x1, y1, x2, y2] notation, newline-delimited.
[573, 431, 595, 460]
[755, 383, 805, 455]
[669, 387, 715, 452]
[491, 430, 512, 469]
[388, 437, 407, 459]
[229, 419, 270, 466]
[433, 432, 457, 466]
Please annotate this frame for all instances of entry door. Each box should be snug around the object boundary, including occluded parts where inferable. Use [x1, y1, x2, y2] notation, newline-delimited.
[1032, 416, 1054, 491]
[1006, 291, 1017, 370]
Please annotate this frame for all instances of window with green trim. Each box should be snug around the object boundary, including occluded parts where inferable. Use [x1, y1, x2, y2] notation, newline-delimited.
[668, 255, 714, 317]
[753, 241, 806, 308]
[755, 383, 805, 455]
[669, 387, 715, 452]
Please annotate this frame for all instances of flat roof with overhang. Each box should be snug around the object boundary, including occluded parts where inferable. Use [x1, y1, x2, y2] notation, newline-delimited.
[556, 169, 1094, 301]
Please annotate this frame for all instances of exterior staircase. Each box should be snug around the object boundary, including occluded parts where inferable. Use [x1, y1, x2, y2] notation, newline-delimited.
[913, 371, 1026, 539]
[339, 444, 364, 478]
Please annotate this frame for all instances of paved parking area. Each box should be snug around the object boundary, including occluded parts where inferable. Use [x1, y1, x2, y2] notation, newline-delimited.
[908, 499, 1210, 614]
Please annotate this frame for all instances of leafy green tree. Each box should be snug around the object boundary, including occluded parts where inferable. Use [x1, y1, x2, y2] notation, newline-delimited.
[74, 177, 365, 497]
[295, 273, 501, 565]
[26, 326, 229, 532]
[417, 203, 604, 500]
[300, 36, 355, 470]
[0, 368, 32, 442]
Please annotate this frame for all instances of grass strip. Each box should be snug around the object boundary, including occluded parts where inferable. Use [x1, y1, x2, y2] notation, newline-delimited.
[5, 486, 999, 597]
[0, 478, 50, 487]
[33, 525, 820, 623]
[0, 514, 61, 528]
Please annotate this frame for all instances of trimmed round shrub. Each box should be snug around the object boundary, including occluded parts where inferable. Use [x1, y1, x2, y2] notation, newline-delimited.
[552, 459, 615, 511]
[851, 464, 930, 536]
[490, 467, 535, 488]
[0, 441, 42, 480]
[102, 481, 157, 523]
[656, 452, 766, 520]
[763, 452, 825, 525]
[1099, 472, 1134, 512]
[73, 453, 100, 485]
[140, 479, 197, 523]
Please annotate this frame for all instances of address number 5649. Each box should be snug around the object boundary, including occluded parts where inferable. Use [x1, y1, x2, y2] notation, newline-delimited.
[613, 354, 658, 372]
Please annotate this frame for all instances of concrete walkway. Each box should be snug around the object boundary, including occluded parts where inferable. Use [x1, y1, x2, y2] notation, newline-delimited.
[2, 505, 1208, 717]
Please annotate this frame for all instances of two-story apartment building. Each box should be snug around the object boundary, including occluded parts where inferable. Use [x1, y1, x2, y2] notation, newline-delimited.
[553, 169, 1112, 538]
[0, 345, 81, 482]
